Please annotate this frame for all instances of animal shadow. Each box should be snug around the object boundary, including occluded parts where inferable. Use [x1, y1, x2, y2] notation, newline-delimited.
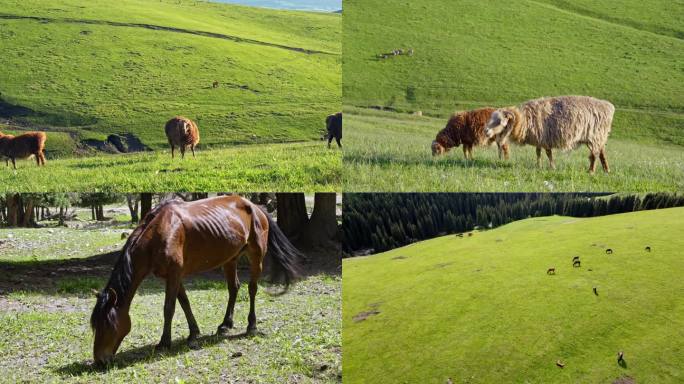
[52, 331, 259, 376]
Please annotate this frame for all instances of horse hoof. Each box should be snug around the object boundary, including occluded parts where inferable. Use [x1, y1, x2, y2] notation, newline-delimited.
[246, 326, 258, 336]
[217, 325, 231, 335]
[187, 339, 200, 350]
[155, 342, 171, 352]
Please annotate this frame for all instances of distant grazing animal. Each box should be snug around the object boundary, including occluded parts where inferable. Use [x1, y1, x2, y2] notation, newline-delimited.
[212, 81, 219, 88]
[0, 131, 47, 169]
[89, 196, 301, 365]
[547, 268, 555, 275]
[645, 246, 651, 252]
[556, 360, 565, 368]
[606, 248, 613, 254]
[407, 48, 414, 56]
[325, 112, 342, 148]
[573, 260, 581, 268]
[593, 287, 598, 296]
[164, 116, 200, 159]
[484, 96, 615, 173]
[432, 107, 509, 160]
[617, 351, 624, 363]
[572, 256, 580, 262]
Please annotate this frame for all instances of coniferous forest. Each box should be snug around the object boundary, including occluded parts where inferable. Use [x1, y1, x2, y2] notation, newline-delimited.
[342, 193, 684, 254]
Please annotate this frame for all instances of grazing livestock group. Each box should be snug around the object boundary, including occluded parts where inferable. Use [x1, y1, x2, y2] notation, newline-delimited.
[0, 131, 47, 169]
[431, 95, 615, 173]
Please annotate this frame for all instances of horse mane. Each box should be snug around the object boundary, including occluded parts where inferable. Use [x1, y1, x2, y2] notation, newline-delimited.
[90, 198, 183, 331]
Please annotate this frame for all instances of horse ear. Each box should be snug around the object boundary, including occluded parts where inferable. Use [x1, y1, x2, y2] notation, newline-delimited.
[107, 288, 118, 307]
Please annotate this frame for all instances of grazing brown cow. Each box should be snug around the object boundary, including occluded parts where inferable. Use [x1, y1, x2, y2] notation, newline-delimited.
[432, 107, 509, 160]
[0, 131, 47, 169]
[547, 268, 555, 275]
[212, 81, 219, 88]
[606, 248, 613, 254]
[164, 116, 200, 159]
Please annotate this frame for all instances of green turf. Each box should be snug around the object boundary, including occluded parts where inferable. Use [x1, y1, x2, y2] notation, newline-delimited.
[343, 107, 684, 191]
[0, 0, 340, 190]
[343, 207, 684, 383]
[342, 0, 683, 191]
[0, 141, 341, 192]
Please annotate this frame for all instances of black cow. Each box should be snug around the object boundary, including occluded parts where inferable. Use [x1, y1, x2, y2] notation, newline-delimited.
[325, 112, 342, 148]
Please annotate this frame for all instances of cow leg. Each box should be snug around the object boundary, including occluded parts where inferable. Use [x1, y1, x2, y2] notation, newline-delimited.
[327, 135, 333, 149]
[170, 145, 175, 159]
[462, 146, 468, 159]
[545, 149, 555, 169]
[156, 277, 180, 350]
[536, 147, 542, 167]
[177, 282, 200, 348]
[191, 145, 196, 158]
[502, 143, 510, 160]
[11, 157, 16, 170]
[218, 260, 239, 335]
[599, 148, 610, 173]
[335, 137, 342, 148]
[40, 152, 46, 166]
[35, 154, 40, 166]
[180, 146, 186, 159]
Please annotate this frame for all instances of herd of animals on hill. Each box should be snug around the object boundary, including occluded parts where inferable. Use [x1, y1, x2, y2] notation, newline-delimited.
[431, 95, 615, 173]
[0, 112, 343, 168]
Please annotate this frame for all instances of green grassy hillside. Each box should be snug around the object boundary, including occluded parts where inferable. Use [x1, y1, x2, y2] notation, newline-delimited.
[0, 141, 340, 192]
[343, 0, 683, 191]
[343, 207, 684, 383]
[0, 0, 340, 149]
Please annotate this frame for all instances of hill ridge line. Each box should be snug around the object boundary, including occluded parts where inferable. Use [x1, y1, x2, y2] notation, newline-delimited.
[526, 0, 683, 41]
[0, 13, 339, 56]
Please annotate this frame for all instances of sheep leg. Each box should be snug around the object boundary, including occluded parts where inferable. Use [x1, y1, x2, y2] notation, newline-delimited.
[588, 151, 597, 174]
[599, 148, 610, 173]
[536, 147, 542, 167]
[545, 149, 555, 169]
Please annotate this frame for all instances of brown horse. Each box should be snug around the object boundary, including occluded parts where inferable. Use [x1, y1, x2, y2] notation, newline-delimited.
[90, 196, 300, 365]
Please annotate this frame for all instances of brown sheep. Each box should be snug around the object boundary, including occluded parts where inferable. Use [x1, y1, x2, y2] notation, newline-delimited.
[164, 116, 200, 159]
[0, 131, 47, 169]
[432, 107, 510, 160]
[484, 96, 614, 173]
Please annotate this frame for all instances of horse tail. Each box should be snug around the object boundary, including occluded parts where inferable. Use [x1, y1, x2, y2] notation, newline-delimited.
[264, 212, 302, 290]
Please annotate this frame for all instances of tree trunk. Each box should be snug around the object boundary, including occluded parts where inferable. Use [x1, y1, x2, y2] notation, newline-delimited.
[126, 194, 139, 223]
[301, 193, 339, 250]
[7, 194, 21, 227]
[91, 205, 96, 221]
[140, 193, 153, 222]
[276, 193, 308, 240]
[21, 198, 35, 227]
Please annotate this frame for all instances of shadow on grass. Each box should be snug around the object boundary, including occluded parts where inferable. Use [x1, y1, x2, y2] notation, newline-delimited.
[344, 151, 513, 169]
[52, 331, 263, 377]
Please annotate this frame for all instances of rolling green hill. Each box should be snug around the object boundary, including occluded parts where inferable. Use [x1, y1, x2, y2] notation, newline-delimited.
[343, 207, 684, 383]
[0, 0, 340, 150]
[342, 0, 684, 191]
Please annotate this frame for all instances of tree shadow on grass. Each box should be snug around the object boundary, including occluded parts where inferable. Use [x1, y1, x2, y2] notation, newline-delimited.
[52, 331, 263, 377]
